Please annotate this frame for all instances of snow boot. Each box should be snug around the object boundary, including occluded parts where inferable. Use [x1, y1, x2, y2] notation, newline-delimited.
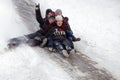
[40, 38, 47, 47]
[69, 49, 75, 54]
[62, 50, 69, 57]
[48, 47, 53, 52]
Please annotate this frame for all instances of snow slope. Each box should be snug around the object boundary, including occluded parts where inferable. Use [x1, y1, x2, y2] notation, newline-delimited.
[0, 0, 120, 80]
[0, 0, 72, 80]
[0, 0, 30, 41]
[36, 0, 120, 79]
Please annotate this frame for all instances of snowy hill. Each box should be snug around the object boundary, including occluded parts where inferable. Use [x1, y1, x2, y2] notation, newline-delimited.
[0, 0, 120, 80]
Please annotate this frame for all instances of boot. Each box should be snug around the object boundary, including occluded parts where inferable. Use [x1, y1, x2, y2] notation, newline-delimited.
[69, 49, 75, 54]
[40, 38, 47, 47]
[62, 50, 69, 57]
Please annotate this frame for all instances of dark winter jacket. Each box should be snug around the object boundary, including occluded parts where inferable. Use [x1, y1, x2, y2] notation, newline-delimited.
[42, 22, 56, 33]
[35, 7, 44, 28]
[62, 16, 80, 41]
[35, 8, 56, 32]
[35, 7, 55, 30]
[46, 26, 67, 41]
[62, 16, 72, 32]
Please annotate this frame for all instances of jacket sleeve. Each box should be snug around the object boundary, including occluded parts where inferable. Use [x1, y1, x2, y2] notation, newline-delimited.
[66, 22, 72, 31]
[35, 6, 44, 27]
[64, 17, 73, 32]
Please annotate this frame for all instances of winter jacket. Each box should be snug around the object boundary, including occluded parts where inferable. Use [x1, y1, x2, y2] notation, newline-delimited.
[46, 25, 68, 41]
[35, 7, 55, 30]
[62, 16, 79, 41]
[42, 22, 56, 34]
[35, 7, 44, 28]
[62, 16, 72, 32]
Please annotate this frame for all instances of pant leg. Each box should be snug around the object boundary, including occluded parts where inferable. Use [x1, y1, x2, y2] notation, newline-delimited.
[25, 32, 37, 39]
[68, 39, 74, 49]
[62, 39, 73, 51]
[25, 29, 45, 39]
[8, 36, 28, 48]
[47, 37, 53, 47]
[53, 41, 63, 53]
[26, 39, 41, 46]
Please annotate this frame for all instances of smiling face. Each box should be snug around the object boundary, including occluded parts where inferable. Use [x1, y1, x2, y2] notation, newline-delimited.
[47, 12, 52, 18]
[56, 20, 63, 27]
[55, 15, 63, 27]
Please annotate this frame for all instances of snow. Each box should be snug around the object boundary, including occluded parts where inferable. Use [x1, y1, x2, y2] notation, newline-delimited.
[0, 0, 120, 80]
[0, 0, 72, 80]
[0, 0, 30, 41]
[0, 46, 73, 80]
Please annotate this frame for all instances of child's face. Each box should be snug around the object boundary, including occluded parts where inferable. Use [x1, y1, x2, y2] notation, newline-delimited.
[48, 18, 55, 24]
[56, 20, 63, 27]
[47, 12, 52, 18]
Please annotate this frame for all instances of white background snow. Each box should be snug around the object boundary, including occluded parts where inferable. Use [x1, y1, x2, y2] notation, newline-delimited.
[0, 0, 120, 80]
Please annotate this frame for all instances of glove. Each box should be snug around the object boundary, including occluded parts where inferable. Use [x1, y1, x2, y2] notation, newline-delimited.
[76, 38, 81, 41]
[72, 36, 81, 42]
[35, 3, 40, 10]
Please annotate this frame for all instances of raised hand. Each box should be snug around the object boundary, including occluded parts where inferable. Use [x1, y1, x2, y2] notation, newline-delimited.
[35, 3, 40, 9]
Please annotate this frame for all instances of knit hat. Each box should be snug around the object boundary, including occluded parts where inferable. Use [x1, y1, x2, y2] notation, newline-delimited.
[55, 15, 63, 21]
[55, 9, 62, 15]
[46, 9, 52, 15]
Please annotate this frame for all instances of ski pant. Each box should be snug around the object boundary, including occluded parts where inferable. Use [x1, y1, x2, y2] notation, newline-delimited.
[8, 36, 28, 47]
[8, 29, 46, 47]
[47, 37, 54, 47]
[8, 36, 42, 47]
[68, 39, 74, 49]
[47, 37, 74, 49]
[53, 39, 74, 53]
[25, 29, 46, 46]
